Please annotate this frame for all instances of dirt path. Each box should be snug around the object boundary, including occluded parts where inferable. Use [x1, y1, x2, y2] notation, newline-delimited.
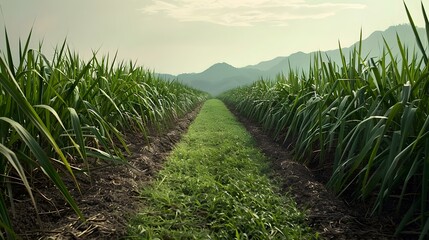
[12, 106, 201, 239]
[227, 104, 399, 240]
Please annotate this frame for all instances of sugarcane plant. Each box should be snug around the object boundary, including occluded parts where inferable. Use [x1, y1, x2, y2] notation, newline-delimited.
[221, 2, 429, 238]
[0, 29, 207, 238]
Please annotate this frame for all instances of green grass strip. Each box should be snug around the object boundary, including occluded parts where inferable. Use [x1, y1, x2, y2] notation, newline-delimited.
[128, 99, 315, 239]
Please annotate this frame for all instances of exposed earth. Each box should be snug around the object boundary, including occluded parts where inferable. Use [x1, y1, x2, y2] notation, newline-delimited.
[227, 105, 399, 240]
[12, 103, 400, 239]
[11, 107, 202, 240]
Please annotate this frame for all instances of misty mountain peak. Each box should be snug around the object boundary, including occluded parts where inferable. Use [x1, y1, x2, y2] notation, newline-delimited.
[204, 62, 236, 72]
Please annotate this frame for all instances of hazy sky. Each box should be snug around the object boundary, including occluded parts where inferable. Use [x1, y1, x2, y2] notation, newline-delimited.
[0, 0, 425, 75]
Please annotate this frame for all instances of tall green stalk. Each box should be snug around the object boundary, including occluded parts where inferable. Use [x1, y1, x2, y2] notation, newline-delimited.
[221, 3, 429, 238]
[0, 29, 208, 237]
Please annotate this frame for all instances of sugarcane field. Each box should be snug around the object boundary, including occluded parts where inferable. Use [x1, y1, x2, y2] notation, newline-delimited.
[1, 1, 429, 239]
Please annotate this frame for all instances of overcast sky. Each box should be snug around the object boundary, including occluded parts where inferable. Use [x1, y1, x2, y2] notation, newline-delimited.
[0, 0, 425, 75]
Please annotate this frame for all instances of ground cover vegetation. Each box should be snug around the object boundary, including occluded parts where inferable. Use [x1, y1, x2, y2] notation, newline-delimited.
[0, 30, 207, 238]
[221, 3, 429, 239]
[129, 99, 315, 239]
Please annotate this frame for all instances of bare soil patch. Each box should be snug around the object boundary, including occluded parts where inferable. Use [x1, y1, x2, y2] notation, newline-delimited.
[10, 106, 201, 240]
[227, 105, 399, 240]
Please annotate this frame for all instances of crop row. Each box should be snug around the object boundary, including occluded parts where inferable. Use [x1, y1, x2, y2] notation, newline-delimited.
[0, 30, 207, 238]
[221, 3, 429, 239]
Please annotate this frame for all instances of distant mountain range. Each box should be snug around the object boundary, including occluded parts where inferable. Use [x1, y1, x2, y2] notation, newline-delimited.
[159, 24, 426, 96]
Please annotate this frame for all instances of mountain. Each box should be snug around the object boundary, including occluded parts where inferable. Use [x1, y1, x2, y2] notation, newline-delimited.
[244, 56, 285, 71]
[160, 24, 426, 96]
[171, 62, 268, 96]
[247, 25, 425, 78]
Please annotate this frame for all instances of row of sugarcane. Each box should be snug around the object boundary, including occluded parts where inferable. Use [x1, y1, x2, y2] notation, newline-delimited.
[221, 3, 429, 239]
[0, 30, 208, 238]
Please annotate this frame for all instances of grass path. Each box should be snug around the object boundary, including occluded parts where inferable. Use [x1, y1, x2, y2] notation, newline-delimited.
[128, 99, 315, 239]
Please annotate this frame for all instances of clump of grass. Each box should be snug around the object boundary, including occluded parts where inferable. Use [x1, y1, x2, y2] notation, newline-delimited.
[129, 99, 314, 239]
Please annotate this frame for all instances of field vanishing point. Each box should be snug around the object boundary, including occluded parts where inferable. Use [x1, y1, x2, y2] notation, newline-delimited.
[128, 99, 314, 239]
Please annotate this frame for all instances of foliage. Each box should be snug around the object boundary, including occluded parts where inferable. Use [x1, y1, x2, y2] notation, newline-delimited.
[0, 30, 207, 238]
[221, 3, 429, 238]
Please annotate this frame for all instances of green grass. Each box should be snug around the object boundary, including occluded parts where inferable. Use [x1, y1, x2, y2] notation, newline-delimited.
[128, 99, 314, 239]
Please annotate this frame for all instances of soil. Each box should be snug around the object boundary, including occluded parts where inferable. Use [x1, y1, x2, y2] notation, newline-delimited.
[227, 105, 400, 240]
[10, 106, 201, 240]
[10, 103, 401, 239]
